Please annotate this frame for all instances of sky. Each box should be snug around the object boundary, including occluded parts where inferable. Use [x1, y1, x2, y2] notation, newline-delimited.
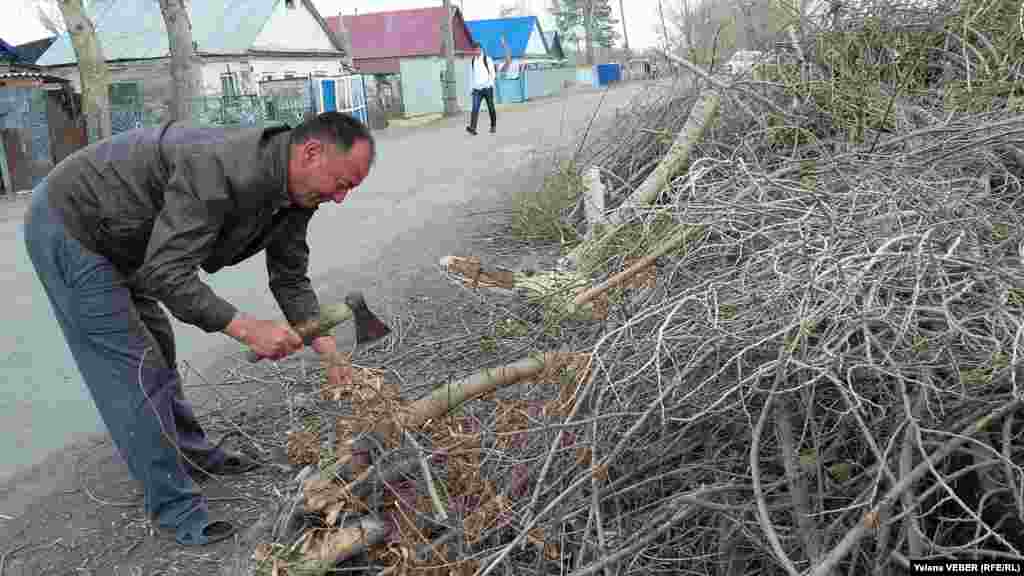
[2, 0, 666, 52]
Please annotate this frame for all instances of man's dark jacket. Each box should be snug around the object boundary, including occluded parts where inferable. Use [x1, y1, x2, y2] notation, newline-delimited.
[45, 121, 319, 334]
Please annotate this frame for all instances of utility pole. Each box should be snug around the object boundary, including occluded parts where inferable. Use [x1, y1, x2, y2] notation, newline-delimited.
[618, 0, 630, 56]
[441, 0, 458, 116]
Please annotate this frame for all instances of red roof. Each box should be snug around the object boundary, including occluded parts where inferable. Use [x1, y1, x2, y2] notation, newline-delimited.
[326, 7, 479, 62]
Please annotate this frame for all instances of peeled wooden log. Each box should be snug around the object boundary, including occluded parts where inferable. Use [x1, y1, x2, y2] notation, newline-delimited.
[396, 352, 567, 430]
[443, 225, 699, 318]
[567, 225, 701, 314]
[606, 91, 721, 225]
[561, 88, 721, 270]
[582, 165, 609, 232]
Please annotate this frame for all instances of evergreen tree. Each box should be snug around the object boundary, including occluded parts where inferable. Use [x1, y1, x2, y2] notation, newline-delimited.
[590, 0, 620, 48]
[549, 0, 580, 45]
[548, 0, 621, 62]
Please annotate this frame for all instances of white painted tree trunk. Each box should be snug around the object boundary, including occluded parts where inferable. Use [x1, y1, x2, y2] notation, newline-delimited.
[159, 0, 200, 123]
[57, 0, 111, 142]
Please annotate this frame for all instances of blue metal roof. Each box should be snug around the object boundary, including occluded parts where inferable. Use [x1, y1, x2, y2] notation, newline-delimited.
[465, 16, 547, 60]
[36, 0, 283, 66]
[0, 38, 20, 62]
[14, 37, 58, 64]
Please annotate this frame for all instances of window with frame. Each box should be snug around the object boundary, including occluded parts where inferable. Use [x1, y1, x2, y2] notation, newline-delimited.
[108, 82, 140, 106]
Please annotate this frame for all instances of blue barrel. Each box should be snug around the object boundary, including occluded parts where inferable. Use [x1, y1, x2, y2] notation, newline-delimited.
[595, 63, 622, 86]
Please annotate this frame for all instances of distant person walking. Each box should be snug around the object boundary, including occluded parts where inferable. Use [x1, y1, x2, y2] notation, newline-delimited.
[467, 41, 497, 135]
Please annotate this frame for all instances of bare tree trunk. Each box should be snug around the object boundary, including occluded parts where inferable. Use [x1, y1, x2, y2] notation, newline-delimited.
[618, 0, 630, 56]
[57, 0, 111, 142]
[159, 0, 200, 124]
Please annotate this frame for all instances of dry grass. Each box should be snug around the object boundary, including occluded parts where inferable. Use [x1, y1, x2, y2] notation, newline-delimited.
[510, 159, 584, 245]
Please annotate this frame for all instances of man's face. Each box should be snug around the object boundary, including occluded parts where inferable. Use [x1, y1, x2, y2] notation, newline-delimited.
[289, 138, 372, 209]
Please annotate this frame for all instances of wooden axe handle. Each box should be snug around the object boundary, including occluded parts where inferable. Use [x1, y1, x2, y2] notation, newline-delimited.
[245, 302, 355, 363]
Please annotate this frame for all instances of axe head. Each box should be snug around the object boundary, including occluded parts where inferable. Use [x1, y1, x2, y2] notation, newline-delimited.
[344, 291, 391, 346]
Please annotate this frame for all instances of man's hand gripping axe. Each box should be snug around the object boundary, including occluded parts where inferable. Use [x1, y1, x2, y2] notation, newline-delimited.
[246, 291, 391, 363]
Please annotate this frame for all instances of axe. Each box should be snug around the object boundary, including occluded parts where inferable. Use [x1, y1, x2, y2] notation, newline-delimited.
[246, 291, 391, 363]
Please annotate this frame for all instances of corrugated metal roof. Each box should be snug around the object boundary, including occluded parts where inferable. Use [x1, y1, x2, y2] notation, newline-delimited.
[36, 0, 316, 67]
[14, 37, 57, 64]
[327, 7, 476, 61]
[466, 17, 546, 61]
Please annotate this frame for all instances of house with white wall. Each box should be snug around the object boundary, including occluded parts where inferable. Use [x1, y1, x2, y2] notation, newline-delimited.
[35, 0, 352, 129]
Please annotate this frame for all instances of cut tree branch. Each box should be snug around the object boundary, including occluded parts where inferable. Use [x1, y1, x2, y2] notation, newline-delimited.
[810, 398, 1023, 576]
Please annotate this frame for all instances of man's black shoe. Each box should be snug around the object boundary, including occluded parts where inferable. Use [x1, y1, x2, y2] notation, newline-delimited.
[466, 126, 477, 135]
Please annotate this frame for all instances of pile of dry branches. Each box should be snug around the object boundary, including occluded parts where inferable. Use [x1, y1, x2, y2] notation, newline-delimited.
[520, 109, 1024, 576]
[239, 1, 1024, 574]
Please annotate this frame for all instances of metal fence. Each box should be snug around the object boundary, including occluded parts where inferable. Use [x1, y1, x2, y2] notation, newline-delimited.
[109, 105, 148, 134]
[109, 94, 315, 135]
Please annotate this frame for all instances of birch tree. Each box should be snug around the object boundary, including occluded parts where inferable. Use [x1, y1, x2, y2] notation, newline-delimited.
[39, 0, 112, 141]
[158, 0, 200, 123]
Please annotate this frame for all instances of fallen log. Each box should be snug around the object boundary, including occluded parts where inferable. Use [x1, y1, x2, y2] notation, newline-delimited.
[567, 225, 702, 315]
[442, 224, 699, 318]
[561, 88, 721, 270]
[397, 352, 567, 429]
[604, 91, 720, 227]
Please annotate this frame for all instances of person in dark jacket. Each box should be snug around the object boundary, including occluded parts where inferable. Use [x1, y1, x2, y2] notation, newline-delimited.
[22, 111, 375, 546]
